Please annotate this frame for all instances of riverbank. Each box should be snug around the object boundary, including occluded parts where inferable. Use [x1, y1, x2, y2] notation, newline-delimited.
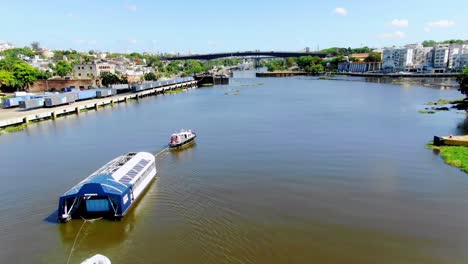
[427, 141, 468, 173]
[256, 70, 460, 79]
[336, 72, 460, 78]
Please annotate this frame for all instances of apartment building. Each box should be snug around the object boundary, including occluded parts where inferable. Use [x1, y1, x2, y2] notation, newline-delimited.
[449, 44, 468, 69]
[433, 44, 450, 70]
[382, 47, 413, 71]
[73, 62, 115, 79]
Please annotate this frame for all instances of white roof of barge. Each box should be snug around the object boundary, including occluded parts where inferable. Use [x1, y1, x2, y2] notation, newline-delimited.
[62, 152, 154, 196]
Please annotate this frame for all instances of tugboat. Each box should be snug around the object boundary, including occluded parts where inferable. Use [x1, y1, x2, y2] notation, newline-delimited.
[169, 129, 196, 148]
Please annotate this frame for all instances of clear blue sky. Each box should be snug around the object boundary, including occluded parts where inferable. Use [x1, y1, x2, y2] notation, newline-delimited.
[1, 0, 467, 54]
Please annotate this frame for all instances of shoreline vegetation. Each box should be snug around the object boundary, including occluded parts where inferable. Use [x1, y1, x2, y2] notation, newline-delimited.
[427, 141, 468, 173]
[419, 98, 468, 114]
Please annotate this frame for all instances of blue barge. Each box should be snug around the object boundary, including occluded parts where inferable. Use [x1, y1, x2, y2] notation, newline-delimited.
[58, 152, 156, 223]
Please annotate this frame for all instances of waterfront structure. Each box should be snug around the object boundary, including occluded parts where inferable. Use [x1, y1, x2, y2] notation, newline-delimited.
[449, 44, 468, 69]
[349, 53, 369, 61]
[453, 54, 468, 71]
[73, 62, 115, 79]
[381, 43, 466, 72]
[58, 152, 157, 223]
[406, 44, 434, 72]
[338, 62, 382, 72]
[433, 44, 450, 71]
[382, 47, 412, 71]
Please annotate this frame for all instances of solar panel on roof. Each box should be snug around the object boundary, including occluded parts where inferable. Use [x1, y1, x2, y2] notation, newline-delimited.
[119, 159, 150, 184]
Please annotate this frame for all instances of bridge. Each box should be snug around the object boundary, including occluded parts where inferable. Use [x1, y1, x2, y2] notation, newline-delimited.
[161, 51, 327, 61]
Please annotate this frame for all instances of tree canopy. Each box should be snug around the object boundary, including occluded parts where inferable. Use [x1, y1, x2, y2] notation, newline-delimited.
[364, 52, 382, 62]
[264, 59, 287, 72]
[0, 56, 42, 91]
[320, 46, 372, 57]
[100, 72, 125, 87]
[422, 39, 467, 47]
[54, 60, 73, 77]
[0, 47, 35, 58]
[144, 72, 157, 81]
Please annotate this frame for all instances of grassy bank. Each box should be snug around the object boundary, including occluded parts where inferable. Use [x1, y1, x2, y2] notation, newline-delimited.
[0, 123, 27, 135]
[165, 88, 186, 94]
[419, 98, 467, 114]
[427, 141, 468, 173]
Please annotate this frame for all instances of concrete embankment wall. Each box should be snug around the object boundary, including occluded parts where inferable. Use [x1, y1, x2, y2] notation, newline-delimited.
[336, 72, 460, 78]
[29, 79, 95, 93]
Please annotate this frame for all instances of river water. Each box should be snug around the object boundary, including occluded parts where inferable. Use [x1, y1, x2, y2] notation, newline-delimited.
[1, 71, 468, 264]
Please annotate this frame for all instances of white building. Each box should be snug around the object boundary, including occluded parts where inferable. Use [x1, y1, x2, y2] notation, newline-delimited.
[39, 49, 54, 58]
[73, 62, 115, 79]
[433, 44, 450, 70]
[0, 42, 14, 52]
[96, 52, 107, 60]
[29, 55, 52, 72]
[407, 45, 433, 71]
[382, 47, 413, 71]
[452, 54, 468, 71]
[449, 44, 468, 69]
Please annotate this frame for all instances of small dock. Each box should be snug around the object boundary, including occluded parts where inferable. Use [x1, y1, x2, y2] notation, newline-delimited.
[0, 80, 198, 128]
[195, 74, 229, 86]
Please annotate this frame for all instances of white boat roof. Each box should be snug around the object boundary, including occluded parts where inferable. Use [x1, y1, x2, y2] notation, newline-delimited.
[91, 152, 154, 185]
[171, 129, 193, 136]
[63, 152, 155, 196]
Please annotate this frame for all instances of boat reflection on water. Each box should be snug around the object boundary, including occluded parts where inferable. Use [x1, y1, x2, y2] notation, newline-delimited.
[169, 142, 197, 161]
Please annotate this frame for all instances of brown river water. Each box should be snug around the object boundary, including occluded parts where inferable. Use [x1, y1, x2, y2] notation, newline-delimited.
[0, 71, 467, 263]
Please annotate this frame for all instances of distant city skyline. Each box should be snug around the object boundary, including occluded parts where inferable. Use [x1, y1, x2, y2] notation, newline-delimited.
[1, 0, 467, 53]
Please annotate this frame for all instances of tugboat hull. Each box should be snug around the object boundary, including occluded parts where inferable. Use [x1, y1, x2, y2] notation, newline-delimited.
[169, 134, 196, 148]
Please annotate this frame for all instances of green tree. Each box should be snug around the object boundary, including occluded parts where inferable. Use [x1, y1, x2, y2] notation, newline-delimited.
[0, 70, 16, 87]
[100, 72, 122, 87]
[305, 64, 324, 75]
[144, 72, 158, 81]
[351, 47, 371, 54]
[265, 59, 287, 72]
[422, 40, 438, 47]
[457, 66, 468, 97]
[184, 60, 207, 75]
[12, 63, 40, 89]
[296, 56, 322, 70]
[285, 57, 297, 68]
[54, 60, 73, 77]
[0, 47, 35, 58]
[364, 52, 382, 62]
[0, 56, 21, 71]
[441, 39, 465, 45]
[349, 57, 360, 62]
